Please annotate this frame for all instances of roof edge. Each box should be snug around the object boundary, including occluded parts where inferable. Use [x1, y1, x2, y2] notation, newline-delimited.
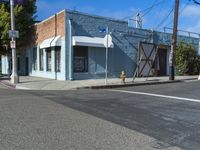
[35, 9, 65, 26]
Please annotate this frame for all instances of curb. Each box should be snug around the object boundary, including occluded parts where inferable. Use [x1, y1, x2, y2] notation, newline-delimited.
[15, 85, 30, 90]
[0, 77, 198, 90]
[78, 80, 183, 89]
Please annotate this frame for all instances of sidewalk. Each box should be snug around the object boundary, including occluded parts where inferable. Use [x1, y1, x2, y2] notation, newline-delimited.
[0, 75, 199, 90]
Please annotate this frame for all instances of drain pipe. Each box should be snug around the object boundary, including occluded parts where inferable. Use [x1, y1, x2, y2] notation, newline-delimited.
[49, 14, 57, 80]
[68, 19, 73, 81]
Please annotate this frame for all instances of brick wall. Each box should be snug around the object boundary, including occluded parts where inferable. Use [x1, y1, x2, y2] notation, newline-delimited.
[31, 10, 65, 46]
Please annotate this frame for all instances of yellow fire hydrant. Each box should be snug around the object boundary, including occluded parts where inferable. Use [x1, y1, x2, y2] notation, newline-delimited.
[120, 71, 126, 83]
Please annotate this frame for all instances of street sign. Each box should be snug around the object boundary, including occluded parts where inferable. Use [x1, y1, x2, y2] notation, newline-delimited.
[104, 34, 113, 48]
[10, 40, 16, 49]
[9, 30, 19, 38]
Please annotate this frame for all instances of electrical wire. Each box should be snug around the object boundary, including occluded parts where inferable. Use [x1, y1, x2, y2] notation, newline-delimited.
[140, 0, 157, 17]
[140, 0, 166, 17]
[152, 0, 166, 29]
[154, 7, 174, 30]
[122, 0, 166, 20]
[192, 0, 200, 5]
[165, 0, 191, 27]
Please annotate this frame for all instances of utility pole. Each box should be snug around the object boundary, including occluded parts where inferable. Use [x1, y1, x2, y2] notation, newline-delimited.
[10, 0, 19, 83]
[169, 0, 179, 80]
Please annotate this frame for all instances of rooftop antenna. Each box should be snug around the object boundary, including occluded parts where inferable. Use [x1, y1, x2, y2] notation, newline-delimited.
[136, 13, 142, 29]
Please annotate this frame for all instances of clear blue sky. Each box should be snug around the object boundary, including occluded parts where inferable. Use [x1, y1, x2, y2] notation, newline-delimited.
[36, 0, 200, 34]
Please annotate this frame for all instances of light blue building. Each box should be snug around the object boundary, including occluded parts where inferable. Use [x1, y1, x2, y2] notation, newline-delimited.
[1, 10, 200, 80]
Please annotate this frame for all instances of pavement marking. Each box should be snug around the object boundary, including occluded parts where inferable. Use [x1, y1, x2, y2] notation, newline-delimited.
[108, 89, 200, 103]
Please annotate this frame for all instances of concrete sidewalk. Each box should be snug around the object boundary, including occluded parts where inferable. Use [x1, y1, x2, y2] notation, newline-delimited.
[0, 75, 199, 90]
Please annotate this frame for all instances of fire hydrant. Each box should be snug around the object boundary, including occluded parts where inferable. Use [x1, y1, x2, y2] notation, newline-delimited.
[120, 71, 126, 83]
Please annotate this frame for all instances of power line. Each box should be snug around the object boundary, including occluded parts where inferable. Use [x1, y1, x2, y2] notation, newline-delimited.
[152, 0, 167, 29]
[140, 0, 166, 17]
[140, 0, 158, 17]
[154, 7, 174, 30]
[192, 0, 200, 5]
[165, 0, 191, 27]
[122, 0, 165, 20]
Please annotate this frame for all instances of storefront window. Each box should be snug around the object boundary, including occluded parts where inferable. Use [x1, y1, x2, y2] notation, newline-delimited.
[46, 48, 51, 72]
[55, 47, 61, 72]
[40, 49, 44, 71]
[73, 46, 88, 73]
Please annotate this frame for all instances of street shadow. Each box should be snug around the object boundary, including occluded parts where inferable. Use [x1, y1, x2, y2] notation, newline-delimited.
[33, 89, 200, 150]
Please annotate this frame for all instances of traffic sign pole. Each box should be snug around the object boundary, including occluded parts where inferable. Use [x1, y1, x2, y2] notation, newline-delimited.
[10, 0, 19, 84]
[105, 27, 109, 85]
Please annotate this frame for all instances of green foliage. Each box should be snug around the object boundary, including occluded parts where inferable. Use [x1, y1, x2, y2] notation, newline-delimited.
[0, 0, 37, 55]
[175, 42, 200, 75]
[0, 4, 10, 55]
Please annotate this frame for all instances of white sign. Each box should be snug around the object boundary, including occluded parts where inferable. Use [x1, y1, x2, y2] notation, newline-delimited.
[10, 40, 16, 49]
[9, 30, 19, 38]
[104, 34, 114, 48]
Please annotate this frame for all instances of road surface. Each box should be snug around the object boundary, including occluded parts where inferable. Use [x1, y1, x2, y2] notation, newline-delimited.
[0, 81, 200, 149]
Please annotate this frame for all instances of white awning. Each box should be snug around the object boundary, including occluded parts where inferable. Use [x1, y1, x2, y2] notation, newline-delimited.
[40, 36, 61, 49]
[72, 36, 114, 48]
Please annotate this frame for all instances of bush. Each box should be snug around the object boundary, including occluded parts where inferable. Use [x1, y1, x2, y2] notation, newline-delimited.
[175, 42, 200, 75]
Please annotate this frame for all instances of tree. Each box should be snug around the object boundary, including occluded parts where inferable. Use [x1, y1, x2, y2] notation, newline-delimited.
[0, 0, 37, 55]
[0, 3, 10, 55]
[175, 42, 200, 75]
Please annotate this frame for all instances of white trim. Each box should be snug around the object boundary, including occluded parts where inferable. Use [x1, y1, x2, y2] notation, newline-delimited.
[35, 10, 65, 26]
[40, 36, 61, 49]
[72, 36, 114, 48]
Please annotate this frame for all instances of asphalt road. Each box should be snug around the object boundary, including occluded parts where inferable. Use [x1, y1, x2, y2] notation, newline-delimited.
[0, 81, 200, 150]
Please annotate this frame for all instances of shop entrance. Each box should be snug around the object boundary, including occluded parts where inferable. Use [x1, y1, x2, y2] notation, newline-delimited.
[157, 48, 167, 76]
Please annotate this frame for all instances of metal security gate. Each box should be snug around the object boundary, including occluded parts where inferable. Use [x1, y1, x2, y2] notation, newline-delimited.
[135, 42, 158, 77]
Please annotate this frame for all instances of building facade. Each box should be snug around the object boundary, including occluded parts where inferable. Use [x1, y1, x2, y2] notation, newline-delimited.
[1, 10, 200, 80]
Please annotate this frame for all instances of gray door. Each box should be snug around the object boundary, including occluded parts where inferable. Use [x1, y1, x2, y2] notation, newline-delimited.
[137, 42, 157, 77]
[157, 49, 167, 76]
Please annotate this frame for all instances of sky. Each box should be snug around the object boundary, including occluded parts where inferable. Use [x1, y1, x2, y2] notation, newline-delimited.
[36, 0, 200, 36]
